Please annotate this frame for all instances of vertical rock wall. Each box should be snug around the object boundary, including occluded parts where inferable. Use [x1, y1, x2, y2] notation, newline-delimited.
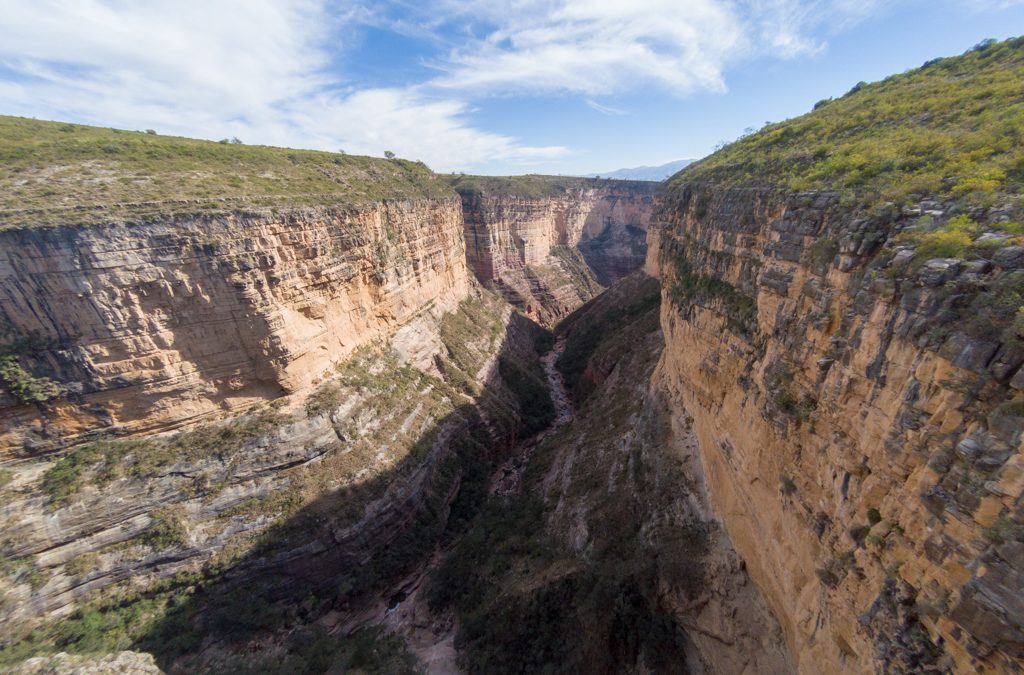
[0, 200, 469, 454]
[652, 184, 1024, 673]
[457, 181, 657, 323]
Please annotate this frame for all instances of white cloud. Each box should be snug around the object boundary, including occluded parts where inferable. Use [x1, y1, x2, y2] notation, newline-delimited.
[0, 0, 565, 170]
[292, 88, 569, 167]
[424, 0, 884, 97]
[1, 0, 1003, 170]
[430, 0, 740, 96]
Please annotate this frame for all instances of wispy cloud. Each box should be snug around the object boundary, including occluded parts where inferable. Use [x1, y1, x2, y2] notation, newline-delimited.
[0, 0, 1005, 169]
[423, 0, 885, 97]
[429, 0, 741, 96]
[0, 0, 565, 171]
[585, 99, 629, 116]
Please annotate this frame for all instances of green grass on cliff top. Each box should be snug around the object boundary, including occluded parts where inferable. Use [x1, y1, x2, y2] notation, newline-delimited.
[445, 173, 658, 199]
[0, 116, 453, 228]
[673, 36, 1024, 209]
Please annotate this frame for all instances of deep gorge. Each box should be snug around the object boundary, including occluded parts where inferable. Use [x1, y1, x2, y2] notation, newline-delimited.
[1, 35, 1024, 675]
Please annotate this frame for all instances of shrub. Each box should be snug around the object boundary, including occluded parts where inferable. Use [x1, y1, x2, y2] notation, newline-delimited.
[849, 525, 871, 546]
[305, 382, 342, 417]
[816, 551, 856, 588]
[668, 258, 756, 334]
[138, 507, 187, 550]
[40, 438, 146, 506]
[0, 356, 60, 404]
[867, 507, 882, 525]
[913, 228, 972, 261]
[808, 236, 839, 268]
[65, 553, 100, 578]
[498, 357, 554, 438]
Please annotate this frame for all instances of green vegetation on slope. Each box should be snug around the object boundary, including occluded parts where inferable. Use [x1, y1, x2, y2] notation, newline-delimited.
[0, 116, 452, 228]
[0, 355, 61, 404]
[556, 274, 661, 404]
[0, 567, 415, 675]
[661, 37, 1024, 371]
[668, 258, 757, 335]
[676, 37, 1024, 211]
[2, 290, 557, 672]
[498, 356, 555, 437]
[426, 275, 699, 674]
[40, 408, 286, 507]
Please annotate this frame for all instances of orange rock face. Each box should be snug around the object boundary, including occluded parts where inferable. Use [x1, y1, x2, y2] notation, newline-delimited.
[0, 200, 469, 454]
[458, 183, 656, 323]
[651, 185, 1024, 673]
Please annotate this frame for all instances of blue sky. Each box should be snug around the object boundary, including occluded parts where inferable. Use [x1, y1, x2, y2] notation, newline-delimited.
[0, 1, 1022, 174]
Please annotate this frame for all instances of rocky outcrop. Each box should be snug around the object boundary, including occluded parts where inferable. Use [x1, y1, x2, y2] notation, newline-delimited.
[0, 284, 552, 671]
[10, 651, 162, 674]
[0, 200, 469, 455]
[547, 274, 792, 673]
[454, 179, 657, 323]
[651, 185, 1024, 673]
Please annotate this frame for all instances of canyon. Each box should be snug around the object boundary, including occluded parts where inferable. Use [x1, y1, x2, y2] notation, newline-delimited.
[451, 174, 657, 324]
[0, 36, 1023, 675]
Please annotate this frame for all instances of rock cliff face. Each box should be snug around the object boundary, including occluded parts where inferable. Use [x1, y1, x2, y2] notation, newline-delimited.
[542, 275, 792, 674]
[0, 200, 469, 454]
[0, 284, 552, 671]
[651, 184, 1024, 673]
[454, 178, 657, 323]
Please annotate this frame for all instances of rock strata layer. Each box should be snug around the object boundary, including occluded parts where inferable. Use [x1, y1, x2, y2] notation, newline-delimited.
[651, 184, 1024, 673]
[455, 180, 657, 323]
[0, 200, 468, 454]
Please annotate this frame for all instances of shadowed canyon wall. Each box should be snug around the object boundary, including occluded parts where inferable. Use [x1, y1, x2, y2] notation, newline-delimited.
[414, 274, 794, 674]
[0, 283, 553, 665]
[452, 176, 657, 324]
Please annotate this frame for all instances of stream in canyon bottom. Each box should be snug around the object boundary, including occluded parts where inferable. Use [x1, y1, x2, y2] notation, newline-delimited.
[490, 336, 574, 497]
[362, 337, 576, 673]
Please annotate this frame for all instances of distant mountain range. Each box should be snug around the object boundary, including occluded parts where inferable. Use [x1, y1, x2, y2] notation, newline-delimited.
[588, 159, 695, 181]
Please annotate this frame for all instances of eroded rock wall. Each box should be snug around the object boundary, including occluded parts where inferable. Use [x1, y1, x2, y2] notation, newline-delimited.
[0, 286, 547, 669]
[458, 182, 656, 323]
[545, 274, 793, 674]
[651, 185, 1024, 673]
[0, 200, 469, 454]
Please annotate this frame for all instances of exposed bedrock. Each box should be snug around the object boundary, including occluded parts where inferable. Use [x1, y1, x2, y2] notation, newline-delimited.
[651, 184, 1024, 673]
[0, 200, 469, 454]
[454, 179, 657, 324]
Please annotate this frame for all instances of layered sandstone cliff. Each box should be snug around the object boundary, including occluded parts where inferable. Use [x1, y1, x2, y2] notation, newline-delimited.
[646, 40, 1024, 674]
[452, 176, 657, 323]
[0, 200, 469, 454]
[0, 284, 552, 670]
[651, 185, 1023, 673]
